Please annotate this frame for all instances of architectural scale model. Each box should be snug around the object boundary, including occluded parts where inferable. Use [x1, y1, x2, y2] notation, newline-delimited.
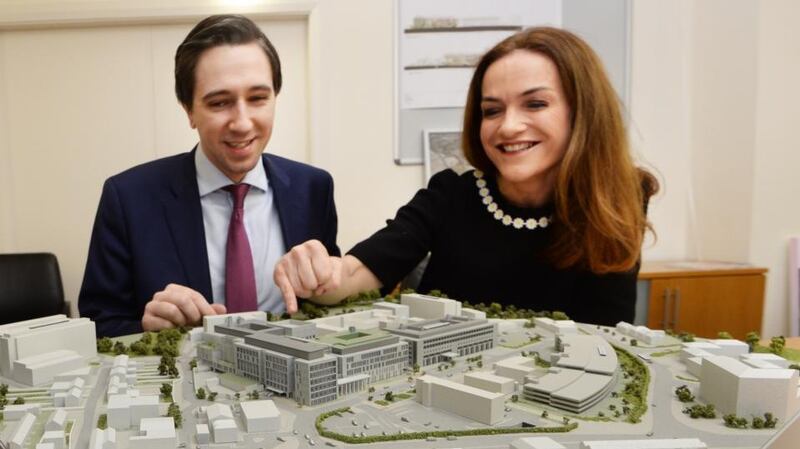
[0, 292, 798, 449]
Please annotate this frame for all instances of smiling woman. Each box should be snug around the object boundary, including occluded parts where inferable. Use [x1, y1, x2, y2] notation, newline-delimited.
[275, 27, 658, 326]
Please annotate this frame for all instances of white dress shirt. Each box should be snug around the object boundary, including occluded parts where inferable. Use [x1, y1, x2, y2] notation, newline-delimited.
[195, 146, 287, 313]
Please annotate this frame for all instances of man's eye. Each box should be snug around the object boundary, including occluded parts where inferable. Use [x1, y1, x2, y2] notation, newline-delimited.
[209, 100, 229, 108]
[250, 96, 269, 103]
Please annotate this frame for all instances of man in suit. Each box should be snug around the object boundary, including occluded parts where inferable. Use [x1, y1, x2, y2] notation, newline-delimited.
[79, 15, 339, 337]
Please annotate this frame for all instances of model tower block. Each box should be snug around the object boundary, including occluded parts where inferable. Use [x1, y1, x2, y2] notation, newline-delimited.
[0, 315, 96, 386]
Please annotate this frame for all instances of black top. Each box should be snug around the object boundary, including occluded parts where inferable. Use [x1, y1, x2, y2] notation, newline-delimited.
[349, 169, 638, 325]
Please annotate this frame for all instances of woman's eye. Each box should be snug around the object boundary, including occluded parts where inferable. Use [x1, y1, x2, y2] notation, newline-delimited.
[481, 108, 500, 117]
[527, 101, 547, 109]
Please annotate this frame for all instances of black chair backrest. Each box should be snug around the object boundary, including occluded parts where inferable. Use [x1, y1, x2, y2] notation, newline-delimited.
[0, 252, 66, 324]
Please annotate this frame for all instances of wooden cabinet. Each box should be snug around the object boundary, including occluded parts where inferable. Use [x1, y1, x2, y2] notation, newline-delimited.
[638, 261, 766, 339]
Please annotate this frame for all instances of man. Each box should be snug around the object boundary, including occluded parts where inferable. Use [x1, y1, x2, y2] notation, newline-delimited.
[79, 15, 339, 337]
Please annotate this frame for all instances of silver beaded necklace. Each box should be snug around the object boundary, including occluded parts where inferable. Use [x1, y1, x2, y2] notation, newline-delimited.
[473, 170, 553, 230]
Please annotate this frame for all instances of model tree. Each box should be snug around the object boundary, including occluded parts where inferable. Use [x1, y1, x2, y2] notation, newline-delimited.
[96, 337, 113, 353]
[745, 331, 760, 352]
[770, 336, 786, 355]
[97, 414, 107, 429]
[130, 340, 149, 356]
[675, 385, 695, 402]
[551, 311, 569, 321]
[196, 387, 206, 400]
[0, 383, 8, 396]
[384, 391, 394, 402]
[717, 331, 733, 339]
[13, 396, 25, 405]
[208, 392, 218, 402]
[166, 402, 182, 428]
[160, 383, 173, 401]
[113, 341, 127, 355]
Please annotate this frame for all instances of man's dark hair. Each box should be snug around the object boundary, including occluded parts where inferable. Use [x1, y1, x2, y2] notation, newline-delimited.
[175, 14, 282, 109]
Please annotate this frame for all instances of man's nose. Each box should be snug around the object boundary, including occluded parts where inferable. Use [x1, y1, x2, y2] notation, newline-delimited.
[228, 101, 253, 132]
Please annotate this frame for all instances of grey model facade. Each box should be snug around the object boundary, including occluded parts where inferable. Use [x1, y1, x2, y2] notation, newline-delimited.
[385, 316, 497, 367]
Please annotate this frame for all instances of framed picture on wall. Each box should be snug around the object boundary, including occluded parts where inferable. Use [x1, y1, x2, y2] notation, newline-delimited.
[422, 129, 472, 183]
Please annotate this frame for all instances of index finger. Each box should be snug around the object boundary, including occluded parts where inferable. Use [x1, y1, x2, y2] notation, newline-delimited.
[275, 265, 298, 314]
[185, 287, 217, 318]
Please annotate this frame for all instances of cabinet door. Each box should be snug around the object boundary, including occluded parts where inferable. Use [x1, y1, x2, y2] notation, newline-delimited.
[670, 274, 765, 339]
[646, 279, 675, 331]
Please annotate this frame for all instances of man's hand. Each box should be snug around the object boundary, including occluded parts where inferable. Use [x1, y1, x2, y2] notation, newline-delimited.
[142, 283, 226, 331]
[274, 239, 342, 314]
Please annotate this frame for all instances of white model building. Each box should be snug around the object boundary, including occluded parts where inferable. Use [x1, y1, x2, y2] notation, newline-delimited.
[400, 293, 462, 319]
[3, 403, 41, 420]
[493, 356, 537, 384]
[239, 399, 281, 432]
[195, 424, 210, 444]
[522, 335, 617, 413]
[524, 367, 616, 413]
[534, 317, 578, 335]
[129, 417, 177, 449]
[681, 340, 753, 377]
[91, 428, 117, 449]
[615, 322, 667, 345]
[579, 439, 708, 448]
[464, 371, 516, 394]
[0, 315, 97, 386]
[699, 355, 800, 421]
[206, 403, 239, 443]
[39, 430, 65, 449]
[311, 305, 408, 334]
[416, 374, 504, 424]
[46, 408, 66, 431]
[107, 393, 160, 430]
[740, 352, 792, 369]
[10, 412, 37, 449]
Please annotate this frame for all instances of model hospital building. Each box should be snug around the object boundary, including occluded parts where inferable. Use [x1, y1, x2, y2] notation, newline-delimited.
[196, 294, 497, 405]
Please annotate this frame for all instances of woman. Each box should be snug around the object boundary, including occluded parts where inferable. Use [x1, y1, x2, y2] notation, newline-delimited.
[274, 27, 657, 325]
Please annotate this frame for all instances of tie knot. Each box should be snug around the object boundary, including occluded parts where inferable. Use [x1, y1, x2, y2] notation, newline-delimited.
[224, 183, 251, 209]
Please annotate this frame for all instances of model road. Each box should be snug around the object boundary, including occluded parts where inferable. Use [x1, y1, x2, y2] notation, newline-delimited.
[74, 365, 110, 449]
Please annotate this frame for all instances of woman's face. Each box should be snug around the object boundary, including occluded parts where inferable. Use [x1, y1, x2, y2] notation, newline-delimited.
[479, 50, 571, 200]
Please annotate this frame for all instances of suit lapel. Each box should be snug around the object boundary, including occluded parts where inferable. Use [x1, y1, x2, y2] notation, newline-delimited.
[264, 154, 301, 249]
[162, 150, 213, 300]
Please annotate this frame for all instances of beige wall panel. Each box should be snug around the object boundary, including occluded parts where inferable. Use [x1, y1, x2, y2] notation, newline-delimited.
[0, 33, 13, 250]
[313, 0, 422, 252]
[689, 0, 757, 263]
[3, 26, 155, 310]
[630, 0, 694, 260]
[751, 0, 800, 337]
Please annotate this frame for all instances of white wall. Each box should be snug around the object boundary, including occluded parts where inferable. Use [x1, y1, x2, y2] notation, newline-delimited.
[631, 0, 800, 337]
[1, 0, 798, 337]
[751, 0, 800, 338]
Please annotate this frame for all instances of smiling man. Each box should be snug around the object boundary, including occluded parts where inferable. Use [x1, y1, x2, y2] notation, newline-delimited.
[79, 15, 339, 337]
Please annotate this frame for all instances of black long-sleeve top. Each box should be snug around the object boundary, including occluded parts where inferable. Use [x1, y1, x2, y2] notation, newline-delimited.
[349, 169, 638, 325]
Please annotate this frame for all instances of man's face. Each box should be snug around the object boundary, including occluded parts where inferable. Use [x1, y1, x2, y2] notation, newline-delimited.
[186, 43, 275, 183]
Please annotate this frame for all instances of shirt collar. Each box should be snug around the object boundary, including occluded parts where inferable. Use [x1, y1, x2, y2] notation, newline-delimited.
[195, 143, 269, 197]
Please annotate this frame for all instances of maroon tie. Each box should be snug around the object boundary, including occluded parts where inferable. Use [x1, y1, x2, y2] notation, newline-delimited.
[224, 184, 258, 313]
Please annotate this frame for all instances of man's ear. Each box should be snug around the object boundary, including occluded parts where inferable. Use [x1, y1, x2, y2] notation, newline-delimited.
[183, 104, 196, 129]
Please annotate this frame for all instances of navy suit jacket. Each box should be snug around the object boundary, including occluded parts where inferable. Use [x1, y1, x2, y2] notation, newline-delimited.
[79, 150, 339, 337]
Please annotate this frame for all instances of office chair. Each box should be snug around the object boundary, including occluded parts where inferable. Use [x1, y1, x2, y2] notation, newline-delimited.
[0, 252, 68, 325]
